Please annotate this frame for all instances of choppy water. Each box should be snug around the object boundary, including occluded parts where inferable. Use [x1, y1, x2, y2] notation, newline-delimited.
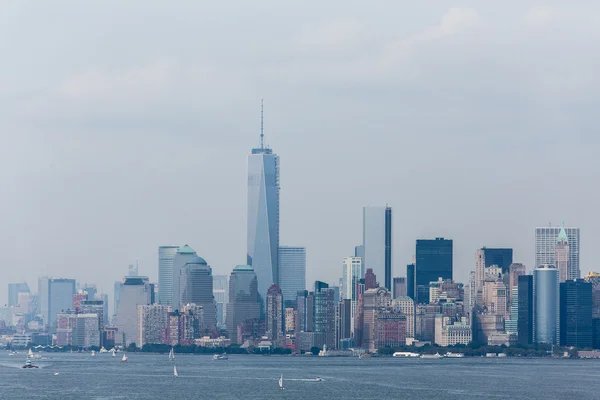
[0, 351, 598, 399]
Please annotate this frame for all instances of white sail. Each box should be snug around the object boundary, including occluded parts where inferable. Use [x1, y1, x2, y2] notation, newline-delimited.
[112, 351, 116, 357]
[169, 348, 175, 361]
[28, 349, 33, 357]
[174, 366, 178, 377]
[122, 354, 127, 362]
[279, 375, 284, 389]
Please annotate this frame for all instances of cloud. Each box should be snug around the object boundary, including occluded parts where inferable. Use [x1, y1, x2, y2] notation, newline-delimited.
[296, 18, 367, 54]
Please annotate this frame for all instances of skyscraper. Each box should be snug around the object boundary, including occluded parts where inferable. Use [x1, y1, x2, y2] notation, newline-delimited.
[158, 245, 179, 306]
[534, 265, 560, 345]
[226, 265, 260, 344]
[170, 245, 198, 311]
[556, 225, 569, 283]
[8, 282, 30, 307]
[42, 278, 76, 331]
[362, 206, 392, 290]
[278, 246, 306, 308]
[265, 284, 283, 344]
[517, 275, 533, 345]
[560, 279, 592, 348]
[296, 290, 314, 333]
[535, 224, 580, 280]
[213, 275, 228, 327]
[392, 277, 407, 299]
[137, 304, 170, 346]
[415, 238, 453, 304]
[362, 287, 392, 351]
[179, 255, 216, 331]
[247, 102, 280, 305]
[313, 283, 336, 349]
[115, 276, 153, 346]
[406, 264, 415, 300]
[475, 248, 513, 294]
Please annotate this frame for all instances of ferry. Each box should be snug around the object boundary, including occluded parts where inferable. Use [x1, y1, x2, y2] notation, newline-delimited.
[22, 360, 39, 369]
[393, 352, 420, 358]
[444, 352, 465, 358]
[420, 353, 443, 359]
[213, 353, 228, 360]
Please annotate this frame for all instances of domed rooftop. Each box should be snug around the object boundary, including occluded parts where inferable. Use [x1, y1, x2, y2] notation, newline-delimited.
[185, 256, 208, 265]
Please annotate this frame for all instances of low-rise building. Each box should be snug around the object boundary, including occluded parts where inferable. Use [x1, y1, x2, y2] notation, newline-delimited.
[434, 315, 471, 346]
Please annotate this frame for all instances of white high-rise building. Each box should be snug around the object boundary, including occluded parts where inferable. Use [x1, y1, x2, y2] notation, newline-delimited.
[278, 247, 306, 306]
[158, 246, 179, 306]
[362, 206, 392, 290]
[535, 223, 580, 280]
[137, 304, 170, 347]
[342, 257, 362, 333]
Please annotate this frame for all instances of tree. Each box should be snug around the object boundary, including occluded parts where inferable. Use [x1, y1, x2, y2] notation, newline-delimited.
[310, 346, 320, 355]
[127, 342, 137, 352]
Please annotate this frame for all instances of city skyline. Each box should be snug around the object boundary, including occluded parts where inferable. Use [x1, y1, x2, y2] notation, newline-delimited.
[3, 2, 600, 306]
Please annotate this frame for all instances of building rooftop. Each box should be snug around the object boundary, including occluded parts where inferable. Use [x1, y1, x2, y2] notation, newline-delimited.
[185, 256, 208, 265]
[233, 265, 254, 272]
[177, 244, 196, 254]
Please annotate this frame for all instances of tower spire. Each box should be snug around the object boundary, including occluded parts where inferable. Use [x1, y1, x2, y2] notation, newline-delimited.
[260, 98, 264, 149]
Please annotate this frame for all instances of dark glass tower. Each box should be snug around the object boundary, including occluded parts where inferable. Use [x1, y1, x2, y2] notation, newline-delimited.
[517, 275, 533, 345]
[415, 238, 452, 304]
[362, 206, 392, 291]
[560, 279, 593, 347]
[482, 248, 513, 274]
[407, 264, 415, 300]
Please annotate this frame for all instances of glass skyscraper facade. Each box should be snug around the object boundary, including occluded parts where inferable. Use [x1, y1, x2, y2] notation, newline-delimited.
[158, 245, 179, 306]
[278, 246, 306, 308]
[534, 265, 560, 345]
[180, 255, 216, 331]
[415, 238, 453, 304]
[362, 206, 392, 290]
[170, 245, 197, 311]
[535, 225, 580, 280]
[560, 279, 593, 348]
[247, 141, 280, 304]
[226, 265, 260, 344]
[8, 282, 30, 307]
[43, 278, 76, 331]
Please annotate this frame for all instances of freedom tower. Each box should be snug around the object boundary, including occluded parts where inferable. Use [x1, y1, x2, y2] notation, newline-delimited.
[247, 100, 280, 305]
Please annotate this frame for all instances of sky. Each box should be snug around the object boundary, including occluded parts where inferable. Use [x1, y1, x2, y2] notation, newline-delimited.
[2, 1, 600, 304]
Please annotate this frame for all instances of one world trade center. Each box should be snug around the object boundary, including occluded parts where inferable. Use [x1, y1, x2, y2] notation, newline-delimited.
[247, 100, 280, 305]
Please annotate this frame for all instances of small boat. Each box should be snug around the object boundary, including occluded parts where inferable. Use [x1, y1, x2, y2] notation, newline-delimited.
[315, 377, 322, 382]
[444, 352, 465, 358]
[420, 353, 443, 359]
[112, 351, 116, 357]
[121, 354, 128, 362]
[169, 347, 175, 362]
[393, 352, 420, 358]
[22, 360, 39, 369]
[279, 375, 285, 390]
[53, 372, 60, 376]
[213, 353, 228, 360]
[359, 353, 372, 359]
[99, 347, 108, 353]
[174, 365, 178, 377]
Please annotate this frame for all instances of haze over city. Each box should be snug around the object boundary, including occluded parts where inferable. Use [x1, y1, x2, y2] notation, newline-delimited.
[2, 1, 600, 302]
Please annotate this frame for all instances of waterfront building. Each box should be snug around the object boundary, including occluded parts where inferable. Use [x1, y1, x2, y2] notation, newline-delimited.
[226, 265, 260, 344]
[158, 245, 179, 306]
[56, 312, 76, 346]
[374, 310, 406, 348]
[296, 290, 314, 332]
[336, 299, 352, 348]
[415, 304, 441, 342]
[179, 255, 216, 331]
[415, 238, 452, 304]
[393, 277, 407, 299]
[362, 287, 392, 351]
[534, 264, 560, 345]
[473, 313, 504, 344]
[115, 276, 153, 346]
[278, 246, 306, 308]
[213, 275, 228, 327]
[535, 224, 580, 280]
[434, 315, 471, 346]
[392, 296, 415, 339]
[74, 313, 101, 348]
[8, 282, 30, 307]
[517, 275, 534, 345]
[247, 112, 280, 304]
[284, 307, 296, 333]
[266, 284, 283, 344]
[313, 283, 336, 349]
[560, 279, 592, 348]
[81, 300, 106, 344]
[482, 280, 507, 316]
[137, 304, 170, 346]
[179, 303, 204, 345]
[362, 206, 392, 290]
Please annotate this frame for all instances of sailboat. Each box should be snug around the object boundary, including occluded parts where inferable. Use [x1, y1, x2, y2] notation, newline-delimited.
[279, 375, 285, 390]
[173, 365, 178, 377]
[169, 347, 175, 362]
[121, 354, 128, 362]
[112, 351, 116, 357]
[91, 350, 96, 357]
[27, 349, 34, 359]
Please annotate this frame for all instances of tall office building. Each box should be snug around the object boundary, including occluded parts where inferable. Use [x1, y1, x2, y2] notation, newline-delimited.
[475, 248, 513, 293]
[534, 265, 560, 345]
[247, 103, 280, 305]
[170, 245, 198, 311]
[336, 299, 352, 348]
[392, 296, 415, 339]
[365, 269, 377, 290]
[296, 290, 314, 333]
[560, 279, 592, 348]
[115, 276, 153, 346]
[406, 264, 415, 300]
[8, 282, 30, 307]
[265, 284, 283, 343]
[213, 275, 228, 327]
[42, 278, 76, 331]
[535, 223, 580, 280]
[180, 255, 216, 331]
[415, 238, 453, 304]
[354, 245, 365, 262]
[556, 226, 570, 283]
[278, 246, 306, 307]
[226, 265, 260, 344]
[81, 299, 105, 344]
[313, 283, 336, 349]
[517, 275, 534, 345]
[362, 206, 392, 290]
[158, 245, 179, 306]
[392, 277, 407, 299]
[342, 257, 362, 300]
[362, 287, 392, 351]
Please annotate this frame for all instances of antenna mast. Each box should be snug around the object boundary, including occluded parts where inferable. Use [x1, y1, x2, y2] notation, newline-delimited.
[260, 98, 264, 149]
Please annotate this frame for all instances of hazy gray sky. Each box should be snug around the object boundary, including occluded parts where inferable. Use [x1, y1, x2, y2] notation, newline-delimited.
[2, 1, 600, 303]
